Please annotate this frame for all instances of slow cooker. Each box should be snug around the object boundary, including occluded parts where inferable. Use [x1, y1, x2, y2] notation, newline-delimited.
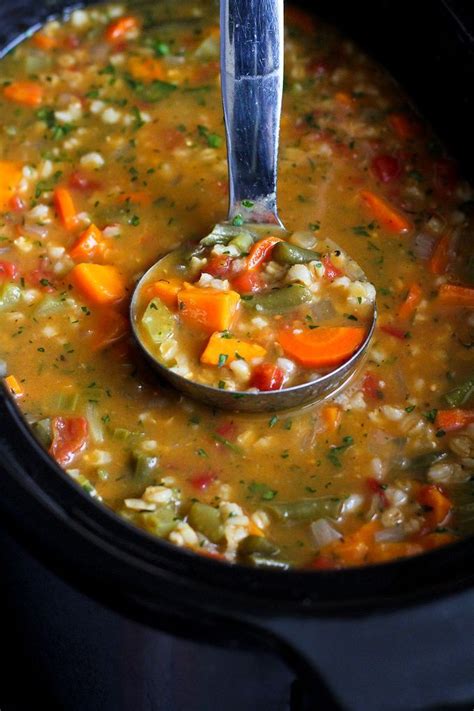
[0, 1, 473, 709]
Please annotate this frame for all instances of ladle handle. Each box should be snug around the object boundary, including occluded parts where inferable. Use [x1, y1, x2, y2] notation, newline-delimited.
[220, 0, 284, 225]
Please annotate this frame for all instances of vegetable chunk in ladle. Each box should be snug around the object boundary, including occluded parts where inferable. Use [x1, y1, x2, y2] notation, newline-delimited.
[130, 0, 376, 411]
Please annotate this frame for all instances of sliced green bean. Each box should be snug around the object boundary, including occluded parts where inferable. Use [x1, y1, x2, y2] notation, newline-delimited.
[238, 535, 280, 558]
[272, 241, 321, 265]
[188, 501, 224, 543]
[444, 377, 474, 408]
[133, 453, 159, 481]
[391, 450, 448, 476]
[265, 497, 343, 522]
[242, 284, 312, 313]
[141, 297, 175, 344]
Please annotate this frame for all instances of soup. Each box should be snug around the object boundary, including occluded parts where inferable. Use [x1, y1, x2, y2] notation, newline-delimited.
[0, 0, 473, 569]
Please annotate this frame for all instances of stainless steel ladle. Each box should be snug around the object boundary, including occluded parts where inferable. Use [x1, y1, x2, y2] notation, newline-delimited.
[130, 0, 377, 412]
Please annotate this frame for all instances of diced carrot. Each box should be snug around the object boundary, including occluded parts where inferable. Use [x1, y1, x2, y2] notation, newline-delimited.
[0, 161, 23, 210]
[91, 309, 129, 351]
[324, 521, 382, 566]
[3, 81, 43, 107]
[246, 236, 283, 271]
[438, 284, 474, 309]
[321, 405, 342, 432]
[177, 284, 240, 333]
[388, 113, 420, 140]
[32, 32, 58, 50]
[398, 282, 422, 320]
[435, 408, 474, 432]
[54, 187, 78, 230]
[418, 484, 452, 529]
[428, 232, 452, 275]
[105, 15, 139, 43]
[118, 191, 152, 206]
[69, 263, 126, 305]
[248, 520, 265, 537]
[69, 224, 105, 262]
[145, 278, 182, 309]
[278, 326, 366, 369]
[334, 91, 354, 107]
[4, 374, 23, 396]
[359, 190, 411, 234]
[200, 331, 266, 367]
[127, 56, 165, 81]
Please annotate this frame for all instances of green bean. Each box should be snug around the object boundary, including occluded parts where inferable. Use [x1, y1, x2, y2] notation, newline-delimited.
[444, 377, 474, 408]
[238, 535, 280, 558]
[246, 554, 290, 570]
[188, 502, 224, 543]
[140, 509, 178, 538]
[242, 284, 312, 313]
[32, 418, 52, 448]
[133, 453, 159, 481]
[391, 451, 448, 476]
[141, 297, 175, 344]
[265, 497, 343, 522]
[229, 232, 254, 254]
[272, 241, 321, 265]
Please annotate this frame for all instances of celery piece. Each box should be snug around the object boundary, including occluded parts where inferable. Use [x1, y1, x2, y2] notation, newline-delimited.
[141, 297, 175, 344]
[31, 418, 52, 448]
[0, 283, 21, 311]
[188, 502, 224, 543]
[444, 377, 474, 408]
[141, 509, 178, 538]
[52, 391, 79, 412]
[34, 295, 66, 317]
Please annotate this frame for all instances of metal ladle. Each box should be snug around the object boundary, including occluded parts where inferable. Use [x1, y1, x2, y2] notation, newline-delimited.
[130, 0, 376, 412]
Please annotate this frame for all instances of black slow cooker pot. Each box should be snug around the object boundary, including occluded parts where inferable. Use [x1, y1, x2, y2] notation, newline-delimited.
[0, 2, 473, 709]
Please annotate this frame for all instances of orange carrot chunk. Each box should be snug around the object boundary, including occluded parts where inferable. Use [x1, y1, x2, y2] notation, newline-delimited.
[4, 374, 23, 396]
[428, 232, 452, 275]
[438, 284, 474, 309]
[435, 408, 474, 432]
[127, 56, 165, 81]
[69, 263, 126, 305]
[200, 331, 266, 366]
[417, 484, 452, 529]
[177, 284, 240, 333]
[105, 15, 139, 43]
[359, 190, 411, 234]
[69, 224, 105, 262]
[0, 161, 23, 210]
[4, 81, 43, 107]
[278, 326, 366, 369]
[398, 282, 422, 320]
[54, 187, 78, 231]
[145, 278, 183, 309]
[32, 32, 58, 50]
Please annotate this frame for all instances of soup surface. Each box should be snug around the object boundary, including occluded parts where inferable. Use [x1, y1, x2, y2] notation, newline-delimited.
[0, 1, 473, 569]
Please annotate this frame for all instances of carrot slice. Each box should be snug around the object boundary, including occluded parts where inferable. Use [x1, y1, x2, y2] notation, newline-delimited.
[32, 32, 58, 50]
[4, 374, 23, 396]
[145, 278, 183, 309]
[278, 326, 366, 369]
[435, 408, 474, 432]
[418, 484, 452, 529]
[359, 190, 411, 234]
[398, 282, 422, 320]
[200, 331, 266, 366]
[69, 224, 105, 262]
[69, 263, 126, 305]
[438, 284, 474, 309]
[54, 187, 78, 230]
[3, 81, 43, 107]
[127, 56, 165, 81]
[246, 236, 283, 271]
[177, 284, 240, 333]
[0, 161, 23, 210]
[105, 15, 139, 43]
[428, 232, 452, 275]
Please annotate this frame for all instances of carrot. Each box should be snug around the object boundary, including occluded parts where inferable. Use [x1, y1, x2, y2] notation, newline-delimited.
[435, 408, 474, 432]
[91, 310, 129, 351]
[417, 484, 452, 529]
[127, 56, 165, 81]
[54, 187, 78, 230]
[324, 521, 382, 566]
[334, 91, 354, 107]
[105, 15, 139, 43]
[388, 113, 419, 140]
[248, 520, 265, 537]
[278, 326, 366, 369]
[428, 232, 451, 274]
[0, 160, 23, 210]
[32, 32, 58, 50]
[145, 278, 183, 309]
[118, 191, 152, 206]
[398, 282, 422, 320]
[177, 284, 240, 333]
[69, 263, 126, 305]
[3, 81, 43, 107]
[321, 405, 342, 432]
[246, 236, 283, 271]
[69, 224, 105, 262]
[4, 374, 23, 396]
[200, 331, 266, 367]
[438, 284, 474, 309]
[359, 190, 411, 234]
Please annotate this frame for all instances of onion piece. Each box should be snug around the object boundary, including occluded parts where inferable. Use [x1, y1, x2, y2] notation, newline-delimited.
[413, 231, 436, 261]
[310, 518, 343, 549]
[374, 526, 407, 543]
[86, 402, 104, 444]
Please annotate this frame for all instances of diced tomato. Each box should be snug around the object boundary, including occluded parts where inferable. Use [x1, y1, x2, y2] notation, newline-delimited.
[247, 236, 282, 271]
[231, 270, 263, 294]
[322, 255, 343, 281]
[27, 261, 56, 292]
[0, 261, 18, 281]
[189, 471, 217, 491]
[371, 155, 401, 183]
[9, 195, 25, 211]
[366, 477, 388, 508]
[380, 324, 407, 340]
[205, 254, 233, 278]
[216, 420, 237, 439]
[68, 171, 100, 192]
[49, 416, 88, 466]
[250, 363, 285, 391]
[362, 372, 383, 400]
[161, 128, 186, 150]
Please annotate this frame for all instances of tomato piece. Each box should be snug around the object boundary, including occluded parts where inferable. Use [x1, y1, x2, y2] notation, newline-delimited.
[9, 195, 25, 211]
[371, 155, 401, 183]
[250, 363, 285, 391]
[380, 324, 407, 340]
[68, 171, 100, 192]
[215, 420, 237, 439]
[246, 236, 282, 271]
[322, 255, 343, 281]
[206, 254, 233, 278]
[366, 477, 388, 508]
[0, 261, 18, 281]
[231, 270, 263, 294]
[189, 471, 217, 491]
[362, 372, 383, 400]
[49, 416, 88, 466]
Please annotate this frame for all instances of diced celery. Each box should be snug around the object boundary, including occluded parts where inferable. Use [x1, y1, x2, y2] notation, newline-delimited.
[52, 391, 79, 412]
[141, 298, 175, 344]
[31, 418, 52, 448]
[0, 283, 21, 311]
[34, 295, 66, 317]
[140, 508, 178, 537]
[188, 502, 224, 543]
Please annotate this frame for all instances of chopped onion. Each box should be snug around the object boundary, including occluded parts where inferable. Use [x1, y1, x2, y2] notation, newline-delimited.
[311, 299, 336, 321]
[86, 402, 104, 444]
[375, 526, 407, 543]
[310, 518, 343, 549]
[413, 231, 436, 261]
[22, 222, 49, 239]
[0, 360, 7, 377]
[289, 230, 317, 249]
